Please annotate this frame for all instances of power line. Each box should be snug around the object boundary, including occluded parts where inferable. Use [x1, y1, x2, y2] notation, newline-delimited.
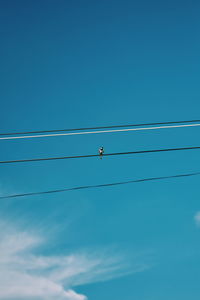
[1, 123, 200, 141]
[1, 119, 200, 136]
[1, 146, 200, 165]
[0, 171, 199, 199]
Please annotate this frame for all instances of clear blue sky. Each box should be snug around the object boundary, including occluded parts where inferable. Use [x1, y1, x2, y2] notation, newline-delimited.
[0, 1, 200, 299]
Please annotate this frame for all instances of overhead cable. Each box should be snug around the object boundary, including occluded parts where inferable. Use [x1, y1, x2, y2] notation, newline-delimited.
[1, 146, 200, 165]
[1, 122, 200, 141]
[0, 171, 199, 199]
[1, 119, 200, 136]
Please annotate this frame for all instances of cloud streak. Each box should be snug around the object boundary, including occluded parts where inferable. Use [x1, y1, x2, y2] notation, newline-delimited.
[194, 211, 200, 227]
[0, 224, 150, 300]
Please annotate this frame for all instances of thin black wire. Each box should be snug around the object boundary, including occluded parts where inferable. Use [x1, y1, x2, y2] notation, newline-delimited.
[0, 171, 199, 199]
[1, 146, 200, 165]
[1, 119, 200, 136]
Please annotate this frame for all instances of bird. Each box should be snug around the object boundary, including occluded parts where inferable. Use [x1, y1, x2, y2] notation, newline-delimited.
[98, 146, 104, 159]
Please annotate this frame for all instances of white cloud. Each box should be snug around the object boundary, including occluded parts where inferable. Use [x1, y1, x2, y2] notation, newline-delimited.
[0, 224, 150, 300]
[194, 211, 200, 227]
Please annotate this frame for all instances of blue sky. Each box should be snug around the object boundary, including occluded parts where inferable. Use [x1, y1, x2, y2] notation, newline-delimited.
[0, 0, 200, 299]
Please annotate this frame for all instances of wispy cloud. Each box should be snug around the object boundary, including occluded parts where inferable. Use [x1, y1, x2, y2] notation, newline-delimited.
[0, 223, 151, 300]
[194, 211, 200, 227]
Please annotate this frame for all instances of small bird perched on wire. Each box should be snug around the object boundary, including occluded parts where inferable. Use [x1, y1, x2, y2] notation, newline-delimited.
[98, 146, 104, 159]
